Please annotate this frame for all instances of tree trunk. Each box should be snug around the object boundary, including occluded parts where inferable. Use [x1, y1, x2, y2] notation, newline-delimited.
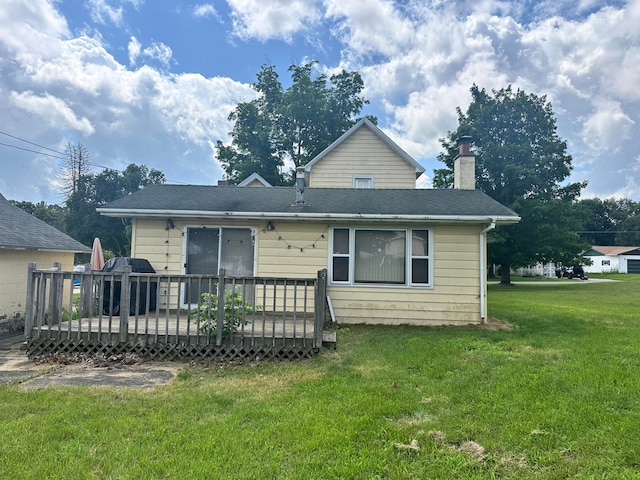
[500, 262, 512, 285]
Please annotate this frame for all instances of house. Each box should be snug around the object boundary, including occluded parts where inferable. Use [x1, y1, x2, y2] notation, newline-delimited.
[98, 119, 520, 326]
[582, 246, 640, 274]
[0, 193, 90, 334]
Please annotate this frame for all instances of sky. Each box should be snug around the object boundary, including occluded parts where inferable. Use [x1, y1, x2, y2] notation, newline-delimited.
[1, 0, 639, 205]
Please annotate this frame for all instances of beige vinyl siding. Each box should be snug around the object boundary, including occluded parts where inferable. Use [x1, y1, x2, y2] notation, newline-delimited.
[327, 225, 483, 326]
[256, 223, 328, 277]
[131, 219, 329, 309]
[131, 218, 484, 325]
[255, 222, 328, 310]
[0, 250, 75, 333]
[309, 127, 417, 188]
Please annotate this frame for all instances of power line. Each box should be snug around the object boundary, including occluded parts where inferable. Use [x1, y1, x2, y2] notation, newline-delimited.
[0, 130, 66, 155]
[0, 130, 189, 185]
[0, 141, 67, 160]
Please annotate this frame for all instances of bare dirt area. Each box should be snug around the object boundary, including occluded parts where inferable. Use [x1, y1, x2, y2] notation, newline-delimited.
[475, 317, 515, 331]
[0, 334, 178, 389]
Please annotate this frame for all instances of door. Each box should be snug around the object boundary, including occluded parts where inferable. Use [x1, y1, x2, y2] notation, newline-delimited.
[628, 259, 640, 274]
[184, 227, 255, 304]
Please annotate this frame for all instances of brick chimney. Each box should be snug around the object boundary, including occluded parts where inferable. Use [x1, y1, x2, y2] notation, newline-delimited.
[454, 136, 475, 190]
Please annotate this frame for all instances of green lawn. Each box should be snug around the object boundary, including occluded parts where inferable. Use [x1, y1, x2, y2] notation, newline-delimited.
[1, 276, 639, 478]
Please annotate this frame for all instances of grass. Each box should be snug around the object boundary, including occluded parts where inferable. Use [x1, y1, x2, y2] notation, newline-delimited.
[2, 276, 640, 478]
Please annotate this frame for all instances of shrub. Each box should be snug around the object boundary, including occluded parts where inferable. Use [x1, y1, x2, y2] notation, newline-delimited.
[189, 288, 260, 337]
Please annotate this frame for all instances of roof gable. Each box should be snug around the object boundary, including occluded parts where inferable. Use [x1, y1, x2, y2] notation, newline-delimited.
[304, 118, 425, 176]
[0, 193, 90, 252]
[238, 172, 272, 187]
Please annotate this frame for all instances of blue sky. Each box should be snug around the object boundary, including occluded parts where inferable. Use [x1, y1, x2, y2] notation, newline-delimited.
[1, 0, 639, 204]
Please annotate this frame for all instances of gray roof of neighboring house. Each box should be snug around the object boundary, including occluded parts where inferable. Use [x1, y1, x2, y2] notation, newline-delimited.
[304, 118, 425, 177]
[0, 194, 90, 252]
[98, 185, 520, 224]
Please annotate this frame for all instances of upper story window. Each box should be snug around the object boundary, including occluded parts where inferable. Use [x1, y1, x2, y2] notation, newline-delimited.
[330, 227, 432, 286]
[353, 175, 374, 189]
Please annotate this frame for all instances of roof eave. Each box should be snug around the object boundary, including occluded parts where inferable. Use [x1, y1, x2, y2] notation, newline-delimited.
[0, 245, 91, 253]
[97, 208, 520, 225]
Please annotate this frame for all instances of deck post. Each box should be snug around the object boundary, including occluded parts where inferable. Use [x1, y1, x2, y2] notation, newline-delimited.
[24, 262, 36, 338]
[216, 268, 226, 347]
[119, 266, 131, 342]
[314, 269, 327, 348]
[50, 263, 63, 325]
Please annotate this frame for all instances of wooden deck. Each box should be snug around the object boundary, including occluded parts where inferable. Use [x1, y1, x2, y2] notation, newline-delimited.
[34, 310, 317, 346]
[25, 264, 330, 361]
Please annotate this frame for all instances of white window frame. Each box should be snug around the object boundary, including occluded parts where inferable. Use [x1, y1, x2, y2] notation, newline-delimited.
[353, 175, 374, 189]
[329, 227, 433, 287]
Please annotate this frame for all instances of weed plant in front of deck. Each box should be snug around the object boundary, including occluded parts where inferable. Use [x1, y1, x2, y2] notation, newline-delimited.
[1, 276, 639, 478]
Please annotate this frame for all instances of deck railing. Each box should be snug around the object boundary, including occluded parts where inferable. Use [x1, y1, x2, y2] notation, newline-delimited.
[24, 263, 328, 361]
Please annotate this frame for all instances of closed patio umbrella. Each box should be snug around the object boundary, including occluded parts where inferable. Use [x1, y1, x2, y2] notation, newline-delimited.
[90, 237, 104, 271]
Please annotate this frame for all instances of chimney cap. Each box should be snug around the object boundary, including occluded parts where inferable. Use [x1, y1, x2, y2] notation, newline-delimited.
[457, 135, 473, 145]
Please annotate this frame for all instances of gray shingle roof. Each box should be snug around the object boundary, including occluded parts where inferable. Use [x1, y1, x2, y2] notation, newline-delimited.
[0, 194, 90, 252]
[99, 185, 519, 223]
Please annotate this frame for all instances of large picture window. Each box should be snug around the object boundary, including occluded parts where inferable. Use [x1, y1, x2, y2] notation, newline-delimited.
[330, 228, 431, 286]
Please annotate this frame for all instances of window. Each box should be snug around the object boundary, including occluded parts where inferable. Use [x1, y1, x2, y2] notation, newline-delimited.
[602, 260, 610, 266]
[330, 228, 431, 286]
[353, 175, 374, 189]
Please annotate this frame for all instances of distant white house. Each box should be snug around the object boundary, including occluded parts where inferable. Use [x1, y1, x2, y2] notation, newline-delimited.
[582, 246, 640, 274]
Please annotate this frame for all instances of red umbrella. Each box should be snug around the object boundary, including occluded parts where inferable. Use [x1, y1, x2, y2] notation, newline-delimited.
[90, 237, 105, 271]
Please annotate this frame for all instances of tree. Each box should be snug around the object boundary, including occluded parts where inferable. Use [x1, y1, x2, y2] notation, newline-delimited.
[10, 200, 67, 232]
[217, 61, 374, 185]
[435, 85, 587, 284]
[577, 198, 640, 246]
[65, 163, 165, 255]
[60, 142, 91, 197]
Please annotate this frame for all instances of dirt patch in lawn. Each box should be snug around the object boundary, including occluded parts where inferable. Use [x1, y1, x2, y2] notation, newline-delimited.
[473, 318, 515, 331]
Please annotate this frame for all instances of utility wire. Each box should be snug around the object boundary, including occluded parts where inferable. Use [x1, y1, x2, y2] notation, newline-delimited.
[0, 141, 67, 160]
[0, 130, 201, 185]
[0, 130, 66, 155]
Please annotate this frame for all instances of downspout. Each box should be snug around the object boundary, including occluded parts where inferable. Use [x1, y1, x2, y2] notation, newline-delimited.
[480, 221, 496, 323]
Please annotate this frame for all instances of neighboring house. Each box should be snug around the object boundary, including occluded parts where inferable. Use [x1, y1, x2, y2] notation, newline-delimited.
[582, 246, 640, 274]
[98, 119, 520, 326]
[0, 193, 90, 334]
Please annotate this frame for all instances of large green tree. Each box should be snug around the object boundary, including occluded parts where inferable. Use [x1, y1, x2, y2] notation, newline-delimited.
[435, 85, 587, 284]
[217, 61, 374, 185]
[65, 164, 165, 255]
[10, 200, 67, 232]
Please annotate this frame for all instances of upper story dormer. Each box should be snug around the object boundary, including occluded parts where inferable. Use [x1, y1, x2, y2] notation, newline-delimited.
[304, 118, 424, 189]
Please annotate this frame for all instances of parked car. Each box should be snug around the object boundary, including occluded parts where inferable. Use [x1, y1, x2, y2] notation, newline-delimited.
[72, 264, 85, 286]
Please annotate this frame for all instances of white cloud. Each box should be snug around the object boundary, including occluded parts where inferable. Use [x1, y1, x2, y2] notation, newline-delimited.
[9, 91, 95, 135]
[143, 41, 173, 69]
[581, 99, 634, 153]
[88, 0, 124, 26]
[193, 4, 218, 18]
[227, 0, 322, 41]
[127, 36, 172, 69]
[128, 36, 141, 65]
